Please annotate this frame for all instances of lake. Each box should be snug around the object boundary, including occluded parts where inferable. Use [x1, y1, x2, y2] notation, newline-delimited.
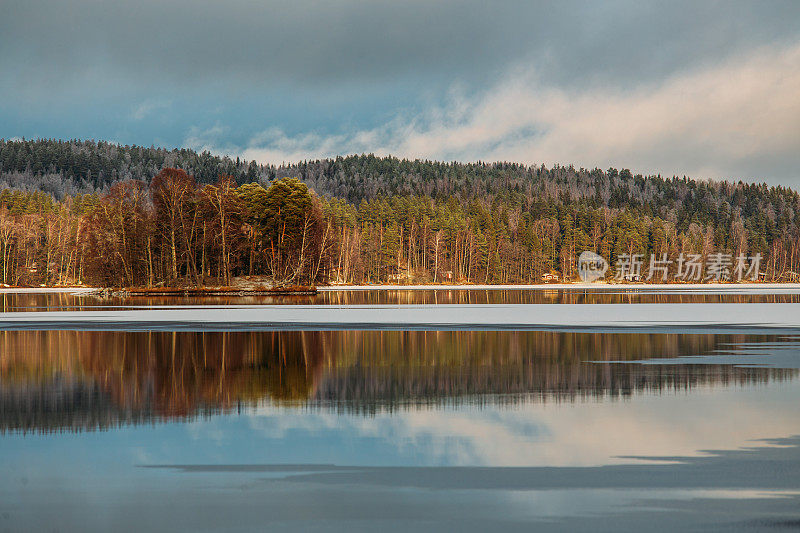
[1, 288, 799, 531]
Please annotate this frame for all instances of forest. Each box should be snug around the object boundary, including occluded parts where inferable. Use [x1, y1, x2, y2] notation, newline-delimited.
[0, 138, 799, 286]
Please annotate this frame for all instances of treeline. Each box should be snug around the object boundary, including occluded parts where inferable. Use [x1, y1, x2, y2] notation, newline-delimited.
[0, 138, 264, 195]
[1, 165, 799, 286]
[2, 138, 797, 219]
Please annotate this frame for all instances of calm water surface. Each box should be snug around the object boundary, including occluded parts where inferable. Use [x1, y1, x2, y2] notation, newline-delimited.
[3, 287, 800, 311]
[2, 292, 800, 531]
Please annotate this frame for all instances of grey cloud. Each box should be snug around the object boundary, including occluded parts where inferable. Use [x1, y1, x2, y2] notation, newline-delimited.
[2, 0, 800, 185]
[2, 0, 798, 91]
[233, 41, 800, 185]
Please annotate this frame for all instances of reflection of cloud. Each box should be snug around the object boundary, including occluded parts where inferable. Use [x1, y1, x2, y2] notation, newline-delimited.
[223, 42, 800, 183]
[245, 408, 341, 440]
[243, 385, 800, 467]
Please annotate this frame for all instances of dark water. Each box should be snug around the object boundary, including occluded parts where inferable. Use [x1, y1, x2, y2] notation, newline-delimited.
[2, 296, 800, 531]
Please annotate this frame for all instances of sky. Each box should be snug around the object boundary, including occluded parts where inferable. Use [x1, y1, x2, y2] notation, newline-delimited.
[1, 0, 799, 186]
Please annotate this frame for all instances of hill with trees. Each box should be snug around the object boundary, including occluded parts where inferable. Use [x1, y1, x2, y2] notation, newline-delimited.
[0, 138, 798, 286]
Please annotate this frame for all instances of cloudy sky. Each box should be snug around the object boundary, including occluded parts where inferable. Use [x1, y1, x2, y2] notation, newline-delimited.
[1, 0, 799, 185]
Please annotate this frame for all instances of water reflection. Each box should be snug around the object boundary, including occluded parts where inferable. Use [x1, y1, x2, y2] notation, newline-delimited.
[1, 330, 796, 433]
[3, 288, 800, 312]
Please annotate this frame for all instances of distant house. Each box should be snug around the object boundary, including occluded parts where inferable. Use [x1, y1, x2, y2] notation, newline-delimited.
[387, 267, 413, 283]
[387, 272, 407, 283]
[542, 272, 559, 283]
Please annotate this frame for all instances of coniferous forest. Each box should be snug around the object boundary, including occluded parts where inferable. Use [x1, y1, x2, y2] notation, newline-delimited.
[1, 138, 799, 287]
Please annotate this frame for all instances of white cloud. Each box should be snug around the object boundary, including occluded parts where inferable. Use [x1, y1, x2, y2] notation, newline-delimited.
[184, 123, 232, 153]
[212, 41, 800, 183]
[130, 99, 171, 121]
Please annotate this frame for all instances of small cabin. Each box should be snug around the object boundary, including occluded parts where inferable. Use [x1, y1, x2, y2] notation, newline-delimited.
[542, 272, 560, 283]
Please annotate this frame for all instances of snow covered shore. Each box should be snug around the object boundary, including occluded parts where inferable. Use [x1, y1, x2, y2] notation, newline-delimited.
[3, 284, 800, 295]
[1, 303, 799, 333]
[320, 283, 800, 293]
[0, 287, 95, 294]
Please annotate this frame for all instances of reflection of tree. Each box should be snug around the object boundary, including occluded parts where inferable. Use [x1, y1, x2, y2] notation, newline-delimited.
[313, 331, 798, 411]
[0, 331, 325, 432]
[0, 330, 796, 432]
[4, 290, 800, 314]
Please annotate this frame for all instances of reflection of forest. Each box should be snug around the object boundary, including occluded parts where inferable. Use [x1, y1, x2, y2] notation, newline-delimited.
[3, 290, 800, 313]
[1, 330, 796, 432]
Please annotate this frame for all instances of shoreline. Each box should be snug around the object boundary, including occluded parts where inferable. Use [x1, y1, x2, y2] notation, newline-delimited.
[318, 283, 800, 291]
[1, 303, 798, 333]
[5, 283, 800, 295]
[0, 287, 96, 294]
